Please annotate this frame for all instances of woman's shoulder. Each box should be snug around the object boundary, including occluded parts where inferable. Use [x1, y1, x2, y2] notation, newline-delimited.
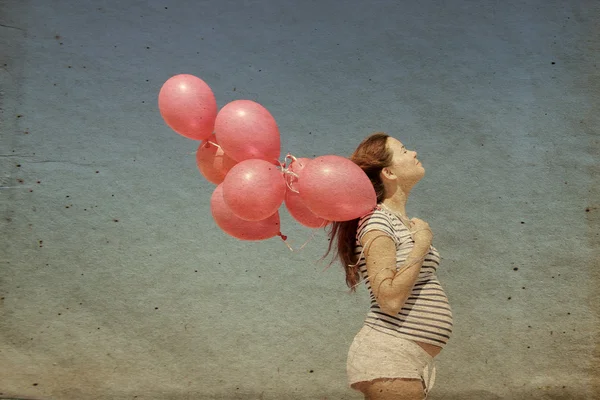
[356, 205, 401, 244]
[358, 205, 395, 227]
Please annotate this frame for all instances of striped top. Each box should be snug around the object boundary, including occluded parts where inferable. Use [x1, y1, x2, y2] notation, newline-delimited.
[354, 205, 453, 348]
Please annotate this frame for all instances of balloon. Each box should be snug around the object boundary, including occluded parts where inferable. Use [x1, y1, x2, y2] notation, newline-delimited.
[211, 184, 281, 241]
[158, 74, 217, 141]
[222, 159, 286, 221]
[196, 134, 238, 184]
[297, 155, 376, 221]
[214, 100, 280, 162]
[284, 158, 328, 228]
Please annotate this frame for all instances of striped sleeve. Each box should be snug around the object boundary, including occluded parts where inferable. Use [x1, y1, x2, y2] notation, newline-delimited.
[356, 210, 398, 245]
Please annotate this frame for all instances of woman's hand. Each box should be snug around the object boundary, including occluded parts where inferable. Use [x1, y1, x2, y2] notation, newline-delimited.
[409, 218, 433, 246]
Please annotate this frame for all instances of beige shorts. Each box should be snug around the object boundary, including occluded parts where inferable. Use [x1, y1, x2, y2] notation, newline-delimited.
[347, 324, 436, 397]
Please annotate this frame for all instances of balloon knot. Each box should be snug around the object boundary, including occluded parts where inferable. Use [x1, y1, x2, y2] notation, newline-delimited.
[278, 232, 288, 241]
[280, 153, 300, 194]
[207, 140, 222, 150]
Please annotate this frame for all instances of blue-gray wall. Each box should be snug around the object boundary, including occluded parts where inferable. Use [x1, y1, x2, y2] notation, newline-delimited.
[1, 0, 598, 398]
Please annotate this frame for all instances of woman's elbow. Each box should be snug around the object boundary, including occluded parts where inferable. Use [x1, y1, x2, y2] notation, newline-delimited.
[377, 297, 404, 316]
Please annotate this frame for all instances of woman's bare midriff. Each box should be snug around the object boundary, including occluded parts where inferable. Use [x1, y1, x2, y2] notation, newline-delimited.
[414, 341, 442, 358]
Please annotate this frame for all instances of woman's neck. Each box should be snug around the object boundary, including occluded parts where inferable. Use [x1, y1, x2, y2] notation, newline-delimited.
[381, 193, 409, 217]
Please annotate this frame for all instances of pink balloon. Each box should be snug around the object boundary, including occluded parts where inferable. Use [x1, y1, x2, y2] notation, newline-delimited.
[222, 159, 286, 221]
[158, 74, 217, 141]
[211, 184, 281, 241]
[196, 133, 238, 184]
[214, 100, 281, 162]
[284, 158, 328, 228]
[297, 155, 376, 221]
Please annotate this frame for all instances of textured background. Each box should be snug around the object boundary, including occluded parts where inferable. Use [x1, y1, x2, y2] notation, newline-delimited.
[1, 0, 598, 399]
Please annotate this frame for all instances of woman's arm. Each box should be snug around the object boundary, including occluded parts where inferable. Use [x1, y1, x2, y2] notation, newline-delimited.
[361, 219, 432, 316]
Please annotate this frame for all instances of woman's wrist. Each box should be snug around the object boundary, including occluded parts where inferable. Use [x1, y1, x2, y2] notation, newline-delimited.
[411, 241, 431, 257]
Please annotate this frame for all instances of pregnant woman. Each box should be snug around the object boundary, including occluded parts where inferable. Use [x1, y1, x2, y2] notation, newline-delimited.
[325, 132, 454, 399]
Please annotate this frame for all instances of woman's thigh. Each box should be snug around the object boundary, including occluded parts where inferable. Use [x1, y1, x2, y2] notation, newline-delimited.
[358, 377, 425, 400]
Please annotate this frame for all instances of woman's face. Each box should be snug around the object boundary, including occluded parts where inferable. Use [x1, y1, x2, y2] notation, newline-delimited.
[384, 137, 425, 184]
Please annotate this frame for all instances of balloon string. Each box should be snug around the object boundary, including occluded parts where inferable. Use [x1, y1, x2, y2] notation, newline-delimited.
[278, 219, 328, 252]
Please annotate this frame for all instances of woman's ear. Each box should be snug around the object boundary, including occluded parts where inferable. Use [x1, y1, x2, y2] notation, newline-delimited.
[381, 167, 391, 180]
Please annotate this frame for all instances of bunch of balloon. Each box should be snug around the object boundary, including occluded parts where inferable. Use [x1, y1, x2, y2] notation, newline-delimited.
[158, 74, 378, 244]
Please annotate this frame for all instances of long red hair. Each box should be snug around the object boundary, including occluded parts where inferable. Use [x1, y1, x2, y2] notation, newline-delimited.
[323, 132, 393, 292]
